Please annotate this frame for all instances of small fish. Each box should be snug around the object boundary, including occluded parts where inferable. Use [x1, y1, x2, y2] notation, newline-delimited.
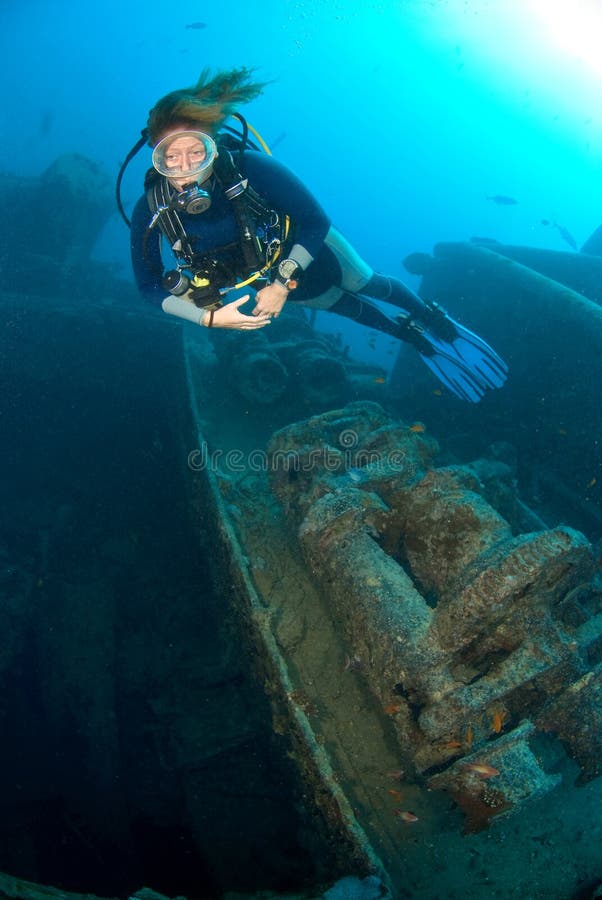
[463, 762, 500, 778]
[409, 422, 426, 434]
[185, 21, 207, 29]
[465, 726, 474, 749]
[586, 477, 597, 489]
[373, 376, 387, 384]
[558, 428, 568, 436]
[543, 219, 578, 250]
[432, 388, 443, 396]
[387, 769, 405, 781]
[442, 740, 463, 750]
[491, 710, 506, 734]
[387, 789, 403, 802]
[394, 810, 419, 823]
[487, 194, 518, 205]
[554, 222, 578, 251]
[384, 703, 402, 715]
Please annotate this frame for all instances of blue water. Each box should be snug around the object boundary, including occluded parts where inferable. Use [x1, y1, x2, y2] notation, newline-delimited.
[1, 1, 601, 897]
[4, 0, 602, 363]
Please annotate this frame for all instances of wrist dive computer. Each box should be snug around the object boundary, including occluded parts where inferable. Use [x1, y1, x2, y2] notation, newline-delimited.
[275, 258, 302, 290]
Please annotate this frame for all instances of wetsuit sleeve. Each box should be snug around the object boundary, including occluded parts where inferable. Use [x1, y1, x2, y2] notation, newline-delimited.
[130, 195, 166, 305]
[243, 152, 331, 268]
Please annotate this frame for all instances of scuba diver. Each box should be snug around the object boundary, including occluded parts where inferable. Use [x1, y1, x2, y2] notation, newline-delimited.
[122, 67, 507, 402]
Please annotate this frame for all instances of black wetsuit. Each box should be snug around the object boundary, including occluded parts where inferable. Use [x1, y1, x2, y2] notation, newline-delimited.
[130, 149, 425, 331]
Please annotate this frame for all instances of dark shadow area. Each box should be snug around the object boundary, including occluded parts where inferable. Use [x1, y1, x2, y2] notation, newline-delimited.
[0, 297, 324, 899]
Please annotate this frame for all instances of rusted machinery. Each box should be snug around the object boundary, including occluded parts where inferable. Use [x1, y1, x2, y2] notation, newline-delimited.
[266, 400, 601, 832]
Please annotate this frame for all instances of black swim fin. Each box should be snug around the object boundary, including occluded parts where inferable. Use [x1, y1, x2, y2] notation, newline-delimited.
[396, 313, 488, 402]
[448, 320, 508, 390]
[421, 301, 508, 390]
[396, 305, 508, 402]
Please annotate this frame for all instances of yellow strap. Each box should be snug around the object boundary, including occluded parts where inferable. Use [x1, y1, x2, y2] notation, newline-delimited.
[234, 271, 263, 289]
[247, 122, 272, 156]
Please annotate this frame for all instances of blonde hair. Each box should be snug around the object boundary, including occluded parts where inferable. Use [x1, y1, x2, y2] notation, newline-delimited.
[147, 67, 267, 145]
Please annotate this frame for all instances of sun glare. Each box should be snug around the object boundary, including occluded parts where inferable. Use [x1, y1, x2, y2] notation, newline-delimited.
[526, 0, 602, 75]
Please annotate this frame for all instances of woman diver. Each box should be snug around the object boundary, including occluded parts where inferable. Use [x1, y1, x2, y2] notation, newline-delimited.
[123, 67, 507, 402]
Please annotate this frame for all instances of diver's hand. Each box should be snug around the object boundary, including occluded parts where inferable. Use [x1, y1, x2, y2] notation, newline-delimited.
[211, 295, 272, 330]
[254, 282, 289, 318]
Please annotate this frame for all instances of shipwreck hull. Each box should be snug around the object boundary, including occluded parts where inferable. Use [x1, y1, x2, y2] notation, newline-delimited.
[392, 241, 602, 540]
[2, 238, 602, 898]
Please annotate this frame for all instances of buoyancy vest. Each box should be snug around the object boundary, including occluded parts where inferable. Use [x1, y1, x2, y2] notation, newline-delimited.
[144, 140, 291, 292]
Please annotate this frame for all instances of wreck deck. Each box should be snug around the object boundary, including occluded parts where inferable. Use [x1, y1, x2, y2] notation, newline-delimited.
[182, 324, 602, 898]
[184, 338, 414, 891]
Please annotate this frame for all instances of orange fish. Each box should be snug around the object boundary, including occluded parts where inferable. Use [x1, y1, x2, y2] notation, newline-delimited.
[409, 422, 426, 433]
[373, 376, 387, 384]
[384, 704, 402, 715]
[465, 726, 474, 748]
[463, 762, 500, 778]
[387, 789, 403, 802]
[394, 810, 419, 823]
[442, 740, 463, 750]
[491, 710, 506, 734]
[386, 769, 404, 781]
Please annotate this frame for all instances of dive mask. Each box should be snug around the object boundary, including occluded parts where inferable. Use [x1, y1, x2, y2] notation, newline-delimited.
[152, 131, 218, 215]
[152, 130, 218, 183]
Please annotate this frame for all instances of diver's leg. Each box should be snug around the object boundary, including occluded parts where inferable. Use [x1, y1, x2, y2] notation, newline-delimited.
[328, 292, 486, 402]
[328, 292, 403, 338]
[323, 227, 426, 317]
[359, 273, 508, 391]
[323, 226, 433, 318]
[316, 230, 507, 400]
[360, 272, 427, 317]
